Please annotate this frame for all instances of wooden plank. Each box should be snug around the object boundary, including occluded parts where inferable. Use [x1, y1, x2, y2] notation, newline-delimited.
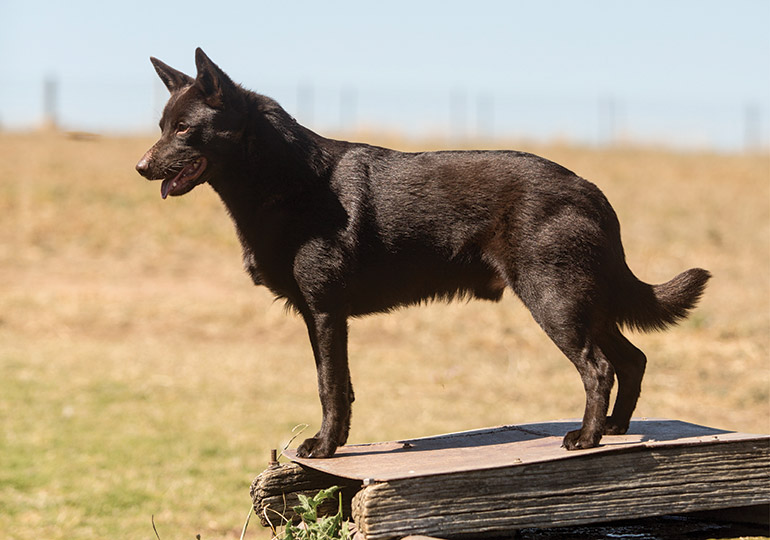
[352, 440, 769, 539]
[284, 419, 767, 482]
[254, 419, 769, 539]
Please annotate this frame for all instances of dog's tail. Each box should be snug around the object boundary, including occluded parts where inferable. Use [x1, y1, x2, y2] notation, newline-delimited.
[617, 267, 711, 332]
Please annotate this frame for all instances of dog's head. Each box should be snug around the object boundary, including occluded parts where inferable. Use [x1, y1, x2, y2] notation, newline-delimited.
[136, 48, 245, 199]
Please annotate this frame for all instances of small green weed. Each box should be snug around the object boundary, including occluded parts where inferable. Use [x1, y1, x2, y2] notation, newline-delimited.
[275, 486, 351, 540]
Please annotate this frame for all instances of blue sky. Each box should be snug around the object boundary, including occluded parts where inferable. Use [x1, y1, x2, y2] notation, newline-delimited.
[2, 0, 769, 149]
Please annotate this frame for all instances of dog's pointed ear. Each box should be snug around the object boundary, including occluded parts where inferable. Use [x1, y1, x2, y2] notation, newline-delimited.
[150, 57, 193, 93]
[194, 47, 235, 109]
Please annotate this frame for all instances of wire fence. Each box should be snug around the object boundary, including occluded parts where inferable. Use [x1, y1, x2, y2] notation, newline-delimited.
[1, 77, 767, 152]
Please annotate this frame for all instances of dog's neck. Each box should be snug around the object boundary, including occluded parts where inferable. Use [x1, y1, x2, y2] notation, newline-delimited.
[251, 94, 343, 184]
[207, 93, 341, 209]
[205, 94, 351, 300]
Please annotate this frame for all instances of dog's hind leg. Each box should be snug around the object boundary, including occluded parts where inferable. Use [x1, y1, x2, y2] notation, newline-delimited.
[518, 296, 615, 448]
[511, 271, 615, 449]
[600, 327, 647, 435]
[553, 331, 615, 450]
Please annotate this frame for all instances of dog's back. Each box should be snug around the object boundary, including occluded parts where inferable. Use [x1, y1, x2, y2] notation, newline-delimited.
[322, 147, 612, 313]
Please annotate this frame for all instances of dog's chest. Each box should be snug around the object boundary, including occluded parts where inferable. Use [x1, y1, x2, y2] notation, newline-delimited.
[241, 247, 263, 286]
[236, 231, 299, 302]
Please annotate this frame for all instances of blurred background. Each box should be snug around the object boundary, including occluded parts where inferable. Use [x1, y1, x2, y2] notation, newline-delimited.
[1, 2, 769, 539]
[2, 0, 769, 150]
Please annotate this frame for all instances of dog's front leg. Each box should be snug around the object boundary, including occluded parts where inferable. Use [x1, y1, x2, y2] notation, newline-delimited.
[297, 311, 353, 458]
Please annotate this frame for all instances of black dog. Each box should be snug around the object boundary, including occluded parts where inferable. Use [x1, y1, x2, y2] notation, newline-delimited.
[136, 49, 710, 458]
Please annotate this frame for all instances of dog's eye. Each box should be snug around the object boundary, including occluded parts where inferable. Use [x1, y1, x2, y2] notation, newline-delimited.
[176, 122, 190, 134]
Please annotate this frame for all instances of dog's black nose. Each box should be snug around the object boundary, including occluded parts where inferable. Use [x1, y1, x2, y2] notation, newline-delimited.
[135, 155, 151, 176]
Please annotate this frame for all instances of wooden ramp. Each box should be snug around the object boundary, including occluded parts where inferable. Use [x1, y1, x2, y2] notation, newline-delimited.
[251, 419, 770, 539]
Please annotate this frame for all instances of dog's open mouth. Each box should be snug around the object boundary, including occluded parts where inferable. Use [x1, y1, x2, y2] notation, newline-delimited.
[161, 157, 207, 199]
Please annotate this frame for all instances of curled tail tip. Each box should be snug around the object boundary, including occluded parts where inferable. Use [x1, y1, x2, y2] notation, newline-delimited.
[655, 266, 712, 328]
[687, 267, 713, 283]
[682, 267, 712, 304]
[621, 267, 711, 333]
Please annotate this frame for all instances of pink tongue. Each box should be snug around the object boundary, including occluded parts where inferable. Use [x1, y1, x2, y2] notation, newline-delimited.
[160, 168, 186, 199]
[159, 158, 206, 200]
[161, 177, 174, 199]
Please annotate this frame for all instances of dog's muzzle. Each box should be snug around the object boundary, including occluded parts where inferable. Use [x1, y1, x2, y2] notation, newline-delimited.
[135, 151, 153, 178]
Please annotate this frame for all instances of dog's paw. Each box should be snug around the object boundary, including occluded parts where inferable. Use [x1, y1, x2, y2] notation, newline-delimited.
[296, 437, 338, 458]
[603, 418, 629, 435]
[562, 428, 602, 450]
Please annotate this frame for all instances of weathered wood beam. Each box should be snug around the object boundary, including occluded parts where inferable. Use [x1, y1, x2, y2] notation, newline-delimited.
[250, 460, 361, 528]
[352, 440, 769, 539]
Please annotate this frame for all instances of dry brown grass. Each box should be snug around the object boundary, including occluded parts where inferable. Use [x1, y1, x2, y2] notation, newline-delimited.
[0, 132, 768, 538]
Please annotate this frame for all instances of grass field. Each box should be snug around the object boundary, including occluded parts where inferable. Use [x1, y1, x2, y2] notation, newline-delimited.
[0, 132, 768, 539]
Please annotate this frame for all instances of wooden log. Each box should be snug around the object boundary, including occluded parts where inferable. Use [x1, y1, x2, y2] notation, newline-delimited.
[351, 440, 770, 540]
[250, 461, 361, 528]
[253, 420, 770, 539]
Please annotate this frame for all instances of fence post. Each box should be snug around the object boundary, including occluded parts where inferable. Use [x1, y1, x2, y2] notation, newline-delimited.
[744, 102, 761, 152]
[43, 75, 59, 131]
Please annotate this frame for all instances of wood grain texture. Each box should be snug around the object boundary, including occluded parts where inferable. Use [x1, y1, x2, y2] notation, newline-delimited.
[352, 441, 769, 539]
[284, 419, 765, 481]
[250, 461, 361, 527]
[252, 421, 770, 539]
